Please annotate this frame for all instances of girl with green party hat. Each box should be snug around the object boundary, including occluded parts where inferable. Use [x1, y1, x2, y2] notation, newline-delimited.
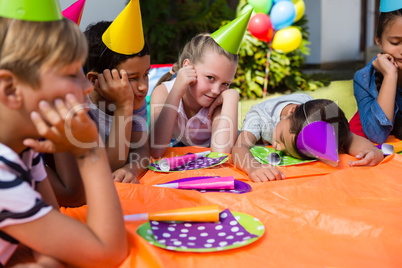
[149, 9, 253, 158]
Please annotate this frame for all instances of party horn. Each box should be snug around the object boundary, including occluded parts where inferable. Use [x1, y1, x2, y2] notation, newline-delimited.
[267, 151, 282, 166]
[382, 142, 402, 153]
[124, 205, 220, 222]
[158, 151, 211, 171]
[376, 143, 394, 155]
[153, 176, 235, 190]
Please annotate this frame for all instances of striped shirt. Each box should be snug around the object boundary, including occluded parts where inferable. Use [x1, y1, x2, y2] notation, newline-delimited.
[0, 143, 52, 266]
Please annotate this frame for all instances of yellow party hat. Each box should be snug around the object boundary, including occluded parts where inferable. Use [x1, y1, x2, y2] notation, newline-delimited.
[102, 0, 144, 55]
[0, 0, 62, 21]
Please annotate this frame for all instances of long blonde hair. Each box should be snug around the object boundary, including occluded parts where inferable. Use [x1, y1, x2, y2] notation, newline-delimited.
[155, 33, 239, 88]
[0, 17, 87, 88]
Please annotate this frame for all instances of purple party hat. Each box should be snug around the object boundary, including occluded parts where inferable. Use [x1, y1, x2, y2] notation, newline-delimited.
[297, 121, 339, 162]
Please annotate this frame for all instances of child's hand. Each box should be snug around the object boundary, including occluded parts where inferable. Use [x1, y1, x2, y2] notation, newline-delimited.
[208, 88, 239, 118]
[96, 69, 134, 109]
[348, 148, 384, 167]
[249, 164, 285, 182]
[373, 53, 398, 77]
[112, 166, 140, 183]
[172, 65, 197, 97]
[23, 94, 99, 157]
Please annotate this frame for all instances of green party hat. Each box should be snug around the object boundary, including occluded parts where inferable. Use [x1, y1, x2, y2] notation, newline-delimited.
[211, 8, 253, 54]
[0, 0, 62, 21]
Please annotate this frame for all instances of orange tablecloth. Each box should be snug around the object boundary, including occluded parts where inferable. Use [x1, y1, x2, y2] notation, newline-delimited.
[61, 141, 402, 268]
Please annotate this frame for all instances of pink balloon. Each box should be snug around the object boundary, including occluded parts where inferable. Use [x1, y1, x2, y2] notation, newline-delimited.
[248, 13, 274, 42]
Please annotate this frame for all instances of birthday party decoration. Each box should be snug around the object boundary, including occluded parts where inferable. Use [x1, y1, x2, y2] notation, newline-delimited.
[211, 7, 253, 54]
[149, 152, 229, 172]
[270, 0, 296, 30]
[379, 0, 402, 13]
[158, 151, 211, 171]
[272, 26, 302, 53]
[383, 141, 402, 153]
[154, 176, 252, 194]
[297, 121, 339, 162]
[242, 0, 306, 96]
[267, 152, 282, 165]
[125, 205, 220, 222]
[137, 209, 265, 252]
[244, 0, 305, 53]
[248, 13, 274, 43]
[240, 4, 256, 16]
[247, 0, 273, 14]
[250, 146, 316, 166]
[102, 0, 144, 55]
[376, 143, 394, 156]
[62, 0, 86, 25]
[0, 0, 62, 21]
[292, 0, 305, 22]
[154, 176, 234, 190]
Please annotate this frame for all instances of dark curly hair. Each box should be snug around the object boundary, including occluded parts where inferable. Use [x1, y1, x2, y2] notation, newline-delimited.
[288, 99, 352, 160]
[83, 20, 150, 73]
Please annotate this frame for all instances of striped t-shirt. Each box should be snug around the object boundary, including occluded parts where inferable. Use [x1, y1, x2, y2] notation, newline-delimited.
[0, 143, 52, 266]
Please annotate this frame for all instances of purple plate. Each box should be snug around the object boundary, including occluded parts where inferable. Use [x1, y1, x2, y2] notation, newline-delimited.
[149, 209, 258, 250]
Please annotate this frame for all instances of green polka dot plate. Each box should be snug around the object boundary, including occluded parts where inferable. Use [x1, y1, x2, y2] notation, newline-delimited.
[136, 211, 265, 252]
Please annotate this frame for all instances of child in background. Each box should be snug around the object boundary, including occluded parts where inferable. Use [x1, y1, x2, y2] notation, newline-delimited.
[149, 10, 253, 158]
[84, 19, 150, 183]
[351, 1, 402, 144]
[0, 4, 127, 267]
[44, 0, 150, 207]
[85, 0, 150, 182]
[232, 94, 384, 182]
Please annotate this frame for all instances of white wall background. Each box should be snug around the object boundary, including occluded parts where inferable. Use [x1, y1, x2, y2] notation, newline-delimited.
[366, 0, 376, 46]
[60, 0, 127, 32]
[304, 0, 362, 64]
[304, 0, 321, 63]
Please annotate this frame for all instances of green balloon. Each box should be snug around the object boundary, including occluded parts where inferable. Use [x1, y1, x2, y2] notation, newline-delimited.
[248, 0, 273, 14]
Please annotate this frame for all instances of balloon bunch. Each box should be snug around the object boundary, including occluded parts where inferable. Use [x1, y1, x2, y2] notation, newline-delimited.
[246, 0, 305, 53]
